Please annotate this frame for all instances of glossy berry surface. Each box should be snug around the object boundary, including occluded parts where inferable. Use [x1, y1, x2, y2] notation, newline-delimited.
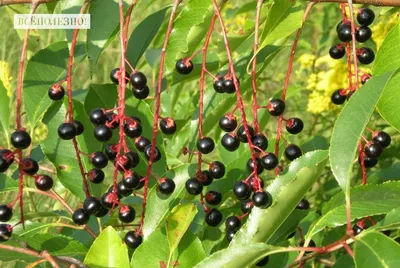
[197, 137, 215, 154]
[209, 161, 225, 179]
[205, 208, 223, 227]
[331, 89, 347, 105]
[104, 144, 117, 160]
[124, 121, 142, 138]
[123, 171, 141, 189]
[373, 131, 391, 148]
[175, 59, 193, 75]
[95, 206, 109, 218]
[101, 192, 117, 209]
[296, 198, 310, 210]
[0, 150, 13, 173]
[357, 47, 375, 65]
[94, 125, 112, 142]
[0, 159, 9, 173]
[364, 142, 383, 158]
[88, 169, 105, 184]
[222, 79, 235, 93]
[213, 77, 224, 93]
[72, 120, 84, 135]
[219, 115, 237, 132]
[261, 153, 278, 170]
[144, 145, 161, 162]
[226, 230, 236, 242]
[236, 125, 255, 143]
[35, 175, 53, 191]
[247, 158, 264, 175]
[267, 98, 285, 116]
[0, 224, 12, 242]
[110, 68, 128, 84]
[91, 152, 108, 169]
[48, 84, 65, 100]
[221, 133, 240, 152]
[357, 7, 375, 26]
[199, 170, 213, 186]
[83, 197, 101, 215]
[158, 178, 176, 195]
[125, 151, 139, 170]
[90, 108, 106, 126]
[58, 122, 77, 140]
[337, 23, 352, 42]
[0, 205, 12, 222]
[119, 205, 135, 223]
[106, 113, 119, 130]
[205, 191, 222, 206]
[159, 117, 176, 135]
[185, 178, 203, 195]
[117, 181, 133, 197]
[252, 133, 268, 151]
[329, 45, 345, 59]
[285, 144, 302, 161]
[286, 118, 304, 134]
[241, 199, 254, 213]
[353, 224, 364, 235]
[356, 26, 372, 43]
[130, 71, 147, 89]
[21, 158, 39, 175]
[134, 136, 151, 152]
[233, 181, 251, 200]
[256, 256, 269, 267]
[225, 216, 241, 232]
[359, 155, 378, 168]
[133, 86, 150, 100]
[72, 208, 89, 225]
[253, 191, 272, 208]
[11, 130, 31, 149]
[124, 231, 142, 249]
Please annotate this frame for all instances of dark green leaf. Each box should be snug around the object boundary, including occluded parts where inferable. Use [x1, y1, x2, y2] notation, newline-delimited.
[373, 22, 400, 75]
[84, 84, 118, 113]
[22, 234, 87, 256]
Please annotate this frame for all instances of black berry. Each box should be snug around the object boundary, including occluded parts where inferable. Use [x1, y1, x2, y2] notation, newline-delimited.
[185, 178, 203, 195]
[213, 77, 224, 93]
[119, 205, 135, 223]
[222, 79, 235, 94]
[241, 199, 254, 213]
[124, 120, 142, 138]
[209, 161, 225, 179]
[267, 99, 285, 116]
[357, 47, 375, 65]
[285, 144, 302, 161]
[236, 125, 255, 143]
[95, 206, 109, 218]
[226, 230, 236, 242]
[221, 133, 240, 152]
[252, 134, 268, 151]
[175, 59, 193, 75]
[133, 86, 150, 100]
[159, 118, 176, 135]
[247, 158, 264, 175]
[91, 152, 108, 169]
[225, 216, 241, 232]
[117, 181, 133, 197]
[126, 151, 140, 168]
[373, 131, 391, 148]
[144, 145, 161, 162]
[101, 192, 117, 209]
[0, 158, 10, 173]
[329, 44, 345, 59]
[331, 89, 347, 105]
[199, 170, 213, 186]
[286, 118, 304, 135]
[296, 198, 310, 210]
[337, 22, 352, 42]
[124, 231, 142, 249]
[35, 175, 53, 191]
[104, 144, 117, 160]
[352, 224, 364, 235]
[158, 178, 176, 195]
[58, 122, 77, 140]
[110, 68, 129, 85]
[0, 224, 12, 242]
[356, 26, 372, 43]
[72, 120, 84, 135]
[252, 191, 272, 208]
[90, 108, 106, 126]
[48, 84, 65, 100]
[134, 136, 151, 152]
[358, 155, 378, 168]
[130, 71, 147, 89]
[205, 191, 222, 206]
[357, 8, 375, 26]
[0, 205, 12, 222]
[122, 171, 141, 189]
[72, 208, 89, 225]
[88, 169, 105, 184]
[261, 153, 278, 170]
[219, 115, 237, 132]
[21, 158, 39, 175]
[0, 150, 14, 173]
[83, 197, 101, 215]
[11, 130, 31, 149]
[106, 113, 119, 130]
[94, 125, 113, 142]
[197, 137, 215, 154]
[364, 142, 383, 158]
[205, 208, 223, 227]
[233, 181, 251, 200]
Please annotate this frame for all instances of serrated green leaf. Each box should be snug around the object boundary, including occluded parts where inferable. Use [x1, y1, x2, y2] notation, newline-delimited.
[354, 231, 400, 268]
[373, 22, 400, 75]
[84, 226, 129, 268]
[231, 150, 328, 245]
[0, 80, 10, 146]
[306, 181, 400, 239]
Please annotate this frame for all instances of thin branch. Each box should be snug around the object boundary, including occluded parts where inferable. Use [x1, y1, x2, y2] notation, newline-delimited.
[0, 0, 58, 6]
[0, 244, 60, 268]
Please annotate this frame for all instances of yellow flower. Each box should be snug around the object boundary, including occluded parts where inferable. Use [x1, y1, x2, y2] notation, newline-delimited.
[372, 14, 399, 50]
[0, 61, 12, 97]
[307, 91, 331, 114]
[297, 53, 315, 70]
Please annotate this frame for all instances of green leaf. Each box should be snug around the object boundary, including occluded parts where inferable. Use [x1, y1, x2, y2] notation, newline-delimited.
[166, 203, 197, 253]
[84, 226, 129, 268]
[306, 181, 400, 239]
[231, 150, 328, 245]
[23, 234, 88, 256]
[330, 70, 397, 194]
[23, 41, 85, 128]
[373, 208, 400, 230]
[61, 0, 86, 45]
[373, 22, 400, 75]
[377, 72, 400, 132]
[0, 80, 10, 145]
[354, 231, 400, 268]
[0, 174, 18, 192]
[84, 84, 118, 113]
[126, 6, 170, 67]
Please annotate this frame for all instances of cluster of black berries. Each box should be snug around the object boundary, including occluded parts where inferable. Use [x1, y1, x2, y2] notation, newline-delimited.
[359, 131, 391, 168]
[110, 68, 149, 100]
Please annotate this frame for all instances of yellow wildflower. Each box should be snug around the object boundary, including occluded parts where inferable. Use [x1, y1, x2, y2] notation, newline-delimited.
[0, 61, 12, 97]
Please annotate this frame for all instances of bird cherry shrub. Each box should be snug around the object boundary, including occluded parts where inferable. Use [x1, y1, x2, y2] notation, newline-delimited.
[0, 0, 400, 267]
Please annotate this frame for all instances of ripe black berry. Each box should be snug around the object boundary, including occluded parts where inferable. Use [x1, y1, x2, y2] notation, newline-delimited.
[221, 133, 240, 152]
[72, 120, 84, 135]
[241, 199, 254, 213]
[88, 169, 105, 184]
[253, 191, 272, 208]
[83, 196, 101, 215]
[48, 84, 65, 100]
[329, 44, 345, 59]
[358, 155, 378, 168]
[91, 152, 108, 169]
[106, 113, 119, 130]
[226, 230, 236, 242]
[352, 224, 364, 235]
[0, 205, 12, 222]
[126, 151, 139, 168]
[267, 99, 285, 116]
[119, 205, 135, 223]
[0, 150, 14, 173]
[357, 47, 375, 65]
[222, 79, 235, 94]
[110, 68, 129, 85]
[296, 198, 310, 210]
[225, 216, 241, 232]
[0, 159, 9, 173]
[331, 89, 347, 105]
[357, 8, 375, 26]
[247, 158, 264, 175]
[72, 208, 89, 225]
[185, 178, 203, 195]
[158, 178, 176, 195]
[124, 121, 142, 138]
[252, 134, 268, 151]
[58, 122, 77, 140]
[130, 71, 147, 89]
[285, 144, 302, 161]
[134, 136, 151, 152]
[197, 137, 215, 154]
[261, 153, 278, 170]
[236, 125, 255, 143]
[159, 117, 176, 135]
[123, 171, 141, 189]
[144, 145, 161, 162]
[11, 130, 31, 149]
[213, 77, 224, 93]
[209, 161, 225, 179]
[104, 144, 117, 160]
[356, 26, 372, 43]
[364, 142, 383, 158]
[90, 108, 106, 126]
[337, 23, 352, 42]
[117, 181, 133, 197]
[133, 86, 150, 100]
[233, 181, 251, 200]
[0, 224, 12, 242]
[205, 208, 223, 227]
[21, 158, 39, 175]
[175, 59, 193, 75]
[95, 206, 109, 218]
[101, 192, 117, 209]
[373, 131, 391, 148]
[35, 175, 53, 191]
[94, 125, 113, 142]
[124, 231, 142, 249]
[256, 256, 269, 267]
[219, 115, 237, 132]
[199, 170, 213, 186]
[286, 118, 304, 135]
[205, 191, 222, 206]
